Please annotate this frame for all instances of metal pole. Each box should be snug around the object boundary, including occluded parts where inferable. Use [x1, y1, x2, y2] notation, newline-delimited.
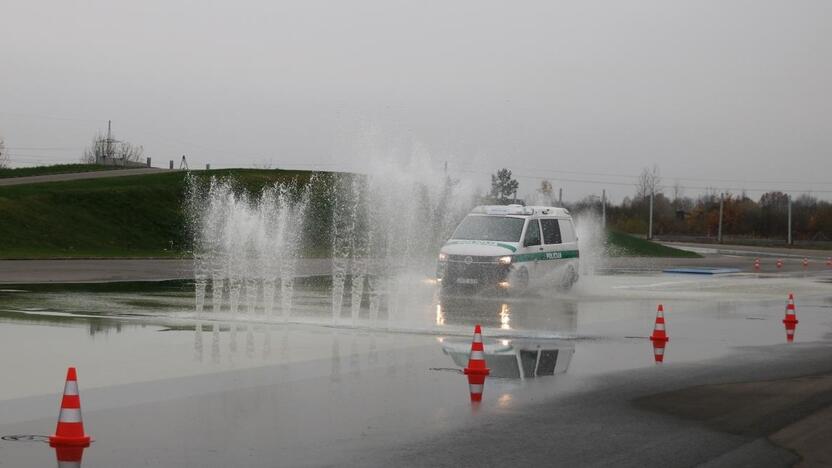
[558, 188, 563, 206]
[787, 195, 792, 245]
[648, 190, 654, 240]
[718, 193, 724, 244]
[601, 189, 606, 229]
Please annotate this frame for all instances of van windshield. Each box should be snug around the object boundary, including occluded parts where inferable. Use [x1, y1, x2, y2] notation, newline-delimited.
[452, 215, 525, 242]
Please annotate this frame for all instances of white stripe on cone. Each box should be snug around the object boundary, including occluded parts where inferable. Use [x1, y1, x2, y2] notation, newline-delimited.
[63, 381, 79, 396]
[58, 408, 82, 423]
[470, 350, 485, 360]
[469, 384, 483, 393]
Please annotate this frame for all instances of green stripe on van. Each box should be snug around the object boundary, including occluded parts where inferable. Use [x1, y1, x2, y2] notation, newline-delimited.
[446, 240, 518, 252]
[513, 250, 580, 263]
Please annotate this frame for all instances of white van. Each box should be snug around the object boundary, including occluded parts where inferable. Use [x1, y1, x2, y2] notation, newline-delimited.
[436, 205, 579, 292]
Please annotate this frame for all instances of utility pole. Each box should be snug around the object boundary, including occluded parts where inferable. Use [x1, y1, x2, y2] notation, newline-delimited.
[105, 120, 113, 163]
[787, 195, 793, 245]
[648, 190, 654, 240]
[717, 193, 724, 244]
[601, 189, 606, 229]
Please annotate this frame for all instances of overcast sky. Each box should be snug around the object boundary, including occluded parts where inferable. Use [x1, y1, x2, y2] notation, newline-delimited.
[1, 0, 830, 201]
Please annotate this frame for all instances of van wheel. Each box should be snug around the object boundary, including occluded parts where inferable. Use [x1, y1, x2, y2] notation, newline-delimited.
[558, 265, 578, 291]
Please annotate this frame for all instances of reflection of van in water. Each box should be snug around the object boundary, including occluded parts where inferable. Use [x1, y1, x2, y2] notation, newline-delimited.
[441, 338, 574, 379]
[436, 205, 579, 292]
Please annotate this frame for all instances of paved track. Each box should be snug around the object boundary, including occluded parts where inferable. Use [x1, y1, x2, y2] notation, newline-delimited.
[0, 253, 826, 283]
[0, 168, 178, 186]
[0, 258, 334, 283]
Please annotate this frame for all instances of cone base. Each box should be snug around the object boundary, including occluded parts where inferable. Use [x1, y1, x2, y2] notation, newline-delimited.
[49, 435, 92, 447]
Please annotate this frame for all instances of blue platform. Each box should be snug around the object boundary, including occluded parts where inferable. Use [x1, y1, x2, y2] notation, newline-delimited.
[662, 267, 742, 275]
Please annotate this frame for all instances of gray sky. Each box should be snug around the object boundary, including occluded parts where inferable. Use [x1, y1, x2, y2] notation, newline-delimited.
[2, 0, 831, 201]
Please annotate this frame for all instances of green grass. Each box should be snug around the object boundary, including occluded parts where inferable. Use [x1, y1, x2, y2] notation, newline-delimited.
[607, 231, 702, 258]
[0, 164, 132, 179]
[0, 169, 701, 260]
[0, 169, 332, 259]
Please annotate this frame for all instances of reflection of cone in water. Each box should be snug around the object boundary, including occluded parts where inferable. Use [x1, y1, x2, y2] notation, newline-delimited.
[50, 367, 92, 447]
[652, 339, 667, 363]
[54, 445, 86, 468]
[463, 325, 490, 402]
[783, 293, 799, 343]
[649, 305, 669, 343]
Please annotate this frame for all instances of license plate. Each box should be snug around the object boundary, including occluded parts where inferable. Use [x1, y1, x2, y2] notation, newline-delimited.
[456, 278, 478, 284]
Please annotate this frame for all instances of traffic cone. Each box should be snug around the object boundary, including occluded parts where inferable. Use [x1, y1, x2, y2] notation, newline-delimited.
[649, 304, 669, 343]
[784, 320, 797, 343]
[54, 445, 86, 468]
[652, 339, 667, 363]
[776, 259, 783, 269]
[49, 367, 92, 447]
[463, 324, 490, 402]
[802, 257, 809, 268]
[783, 293, 799, 325]
[753, 258, 761, 270]
[827, 257, 831, 267]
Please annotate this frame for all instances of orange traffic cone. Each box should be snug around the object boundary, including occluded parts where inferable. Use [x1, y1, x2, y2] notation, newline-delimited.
[54, 445, 86, 468]
[652, 339, 667, 363]
[802, 258, 809, 268]
[776, 259, 783, 269]
[463, 325, 490, 402]
[649, 304, 669, 343]
[784, 320, 797, 343]
[783, 293, 799, 325]
[753, 258, 761, 270]
[49, 367, 92, 447]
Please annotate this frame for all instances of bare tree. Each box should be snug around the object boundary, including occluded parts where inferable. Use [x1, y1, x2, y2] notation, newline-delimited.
[82, 131, 143, 165]
[635, 165, 662, 200]
[672, 180, 683, 202]
[0, 136, 7, 168]
[537, 179, 554, 204]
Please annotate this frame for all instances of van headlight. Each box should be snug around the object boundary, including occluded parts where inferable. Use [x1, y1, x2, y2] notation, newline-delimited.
[497, 256, 513, 265]
[438, 252, 448, 262]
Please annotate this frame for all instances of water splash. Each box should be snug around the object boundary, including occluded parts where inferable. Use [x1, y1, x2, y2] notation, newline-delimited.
[189, 176, 312, 320]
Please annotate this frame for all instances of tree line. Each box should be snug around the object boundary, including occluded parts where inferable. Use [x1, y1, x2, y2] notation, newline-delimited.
[487, 166, 831, 242]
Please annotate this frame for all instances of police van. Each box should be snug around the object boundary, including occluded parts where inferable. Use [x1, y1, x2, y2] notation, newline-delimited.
[436, 205, 579, 292]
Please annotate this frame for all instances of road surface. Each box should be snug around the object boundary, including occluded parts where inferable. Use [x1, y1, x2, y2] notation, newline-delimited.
[0, 168, 178, 187]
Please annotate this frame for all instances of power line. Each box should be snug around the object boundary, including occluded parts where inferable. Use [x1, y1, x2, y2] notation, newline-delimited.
[453, 168, 832, 195]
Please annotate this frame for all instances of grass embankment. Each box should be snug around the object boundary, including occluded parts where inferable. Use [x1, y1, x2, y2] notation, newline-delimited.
[0, 164, 130, 179]
[606, 231, 702, 258]
[0, 168, 700, 259]
[0, 169, 330, 259]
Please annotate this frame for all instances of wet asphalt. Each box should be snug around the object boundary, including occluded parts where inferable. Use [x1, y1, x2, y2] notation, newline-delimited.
[0, 263, 830, 467]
